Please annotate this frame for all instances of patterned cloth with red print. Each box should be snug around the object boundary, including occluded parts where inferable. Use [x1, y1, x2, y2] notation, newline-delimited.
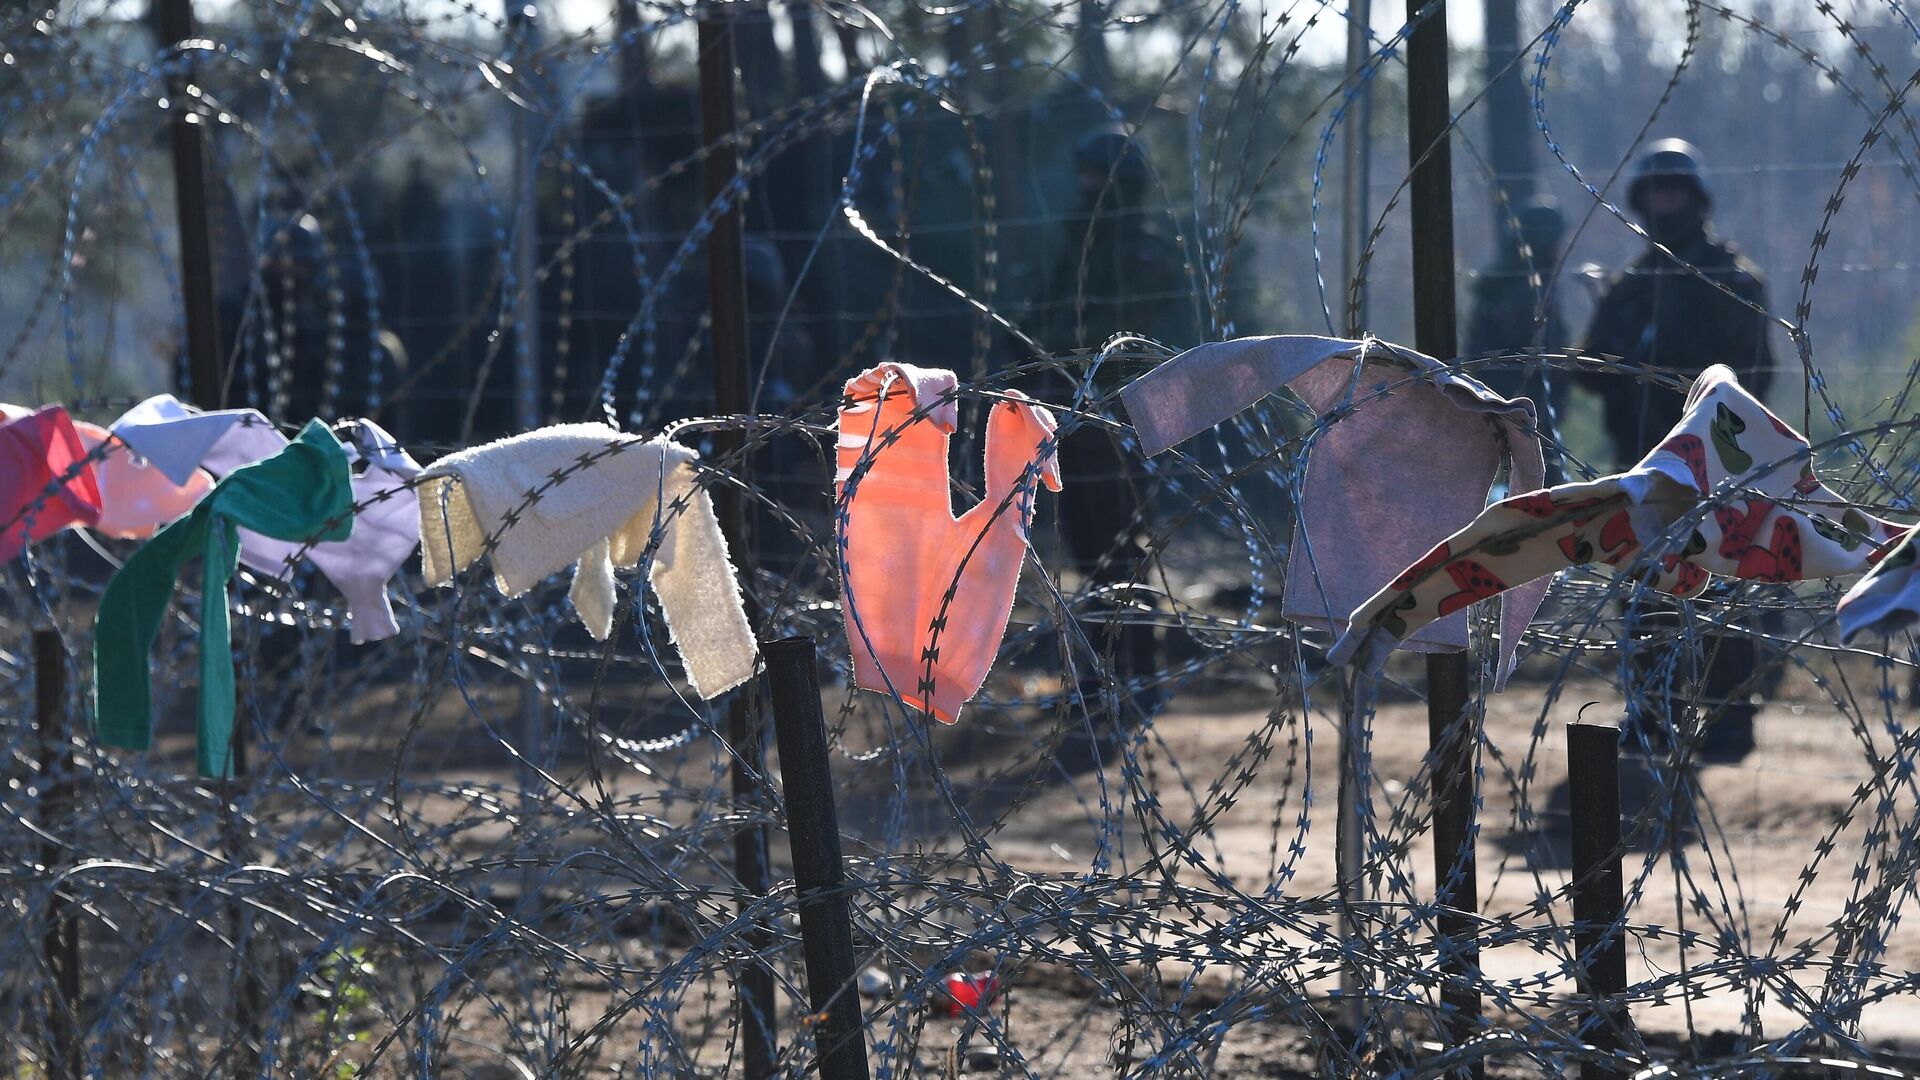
[1331, 364, 1905, 678]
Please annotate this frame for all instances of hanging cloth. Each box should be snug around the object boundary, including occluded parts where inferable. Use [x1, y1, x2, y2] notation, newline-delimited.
[1837, 526, 1920, 643]
[836, 363, 1061, 723]
[0, 404, 104, 561]
[1119, 334, 1547, 690]
[93, 420, 353, 777]
[1332, 364, 1905, 677]
[70, 420, 212, 540]
[416, 423, 757, 699]
[225, 420, 423, 643]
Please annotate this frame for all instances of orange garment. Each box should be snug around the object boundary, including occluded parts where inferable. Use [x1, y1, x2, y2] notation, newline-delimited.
[836, 363, 1061, 723]
[72, 422, 213, 540]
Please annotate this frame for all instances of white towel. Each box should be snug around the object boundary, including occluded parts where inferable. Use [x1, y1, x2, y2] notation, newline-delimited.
[416, 423, 757, 699]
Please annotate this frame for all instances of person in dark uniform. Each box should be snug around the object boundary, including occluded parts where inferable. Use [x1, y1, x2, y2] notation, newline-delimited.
[1037, 126, 1194, 717]
[1466, 195, 1572, 480]
[1582, 139, 1778, 759]
[1584, 139, 1775, 455]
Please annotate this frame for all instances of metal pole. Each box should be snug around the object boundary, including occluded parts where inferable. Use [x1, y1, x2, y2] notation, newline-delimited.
[509, 0, 543, 434]
[1404, 0, 1481, 1070]
[698, 8, 775, 1076]
[157, 0, 225, 408]
[1337, 0, 1376, 1041]
[35, 631, 80, 1080]
[1335, 678, 1369, 1041]
[155, 0, 260, 1067]
[1482, 0, 1534, 209]
[1340, 0, 1374, 335]
[1567, 723, 1630, 1080]
[764, 638, 872, 1080]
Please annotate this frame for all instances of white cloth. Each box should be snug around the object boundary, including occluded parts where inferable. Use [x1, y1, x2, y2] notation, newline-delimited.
[110, 394, 274, 486]
[416, 423, 757, 699]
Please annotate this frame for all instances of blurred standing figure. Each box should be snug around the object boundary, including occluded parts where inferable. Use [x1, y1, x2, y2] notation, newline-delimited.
[1037, 126, 1194, 710]
[1582, 139, 1777, 759]
[1584, 139, 1775, 459]
[1465, 195, 1571, 480]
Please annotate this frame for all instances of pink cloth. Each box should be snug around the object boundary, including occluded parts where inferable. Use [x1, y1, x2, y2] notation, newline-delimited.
[0, 405, 103, 561]
[1121, 335, 1547, 690]
[837, 363, 1061, 723]
[1332, 365, 1906, 675]
[72, 422, 213, 539]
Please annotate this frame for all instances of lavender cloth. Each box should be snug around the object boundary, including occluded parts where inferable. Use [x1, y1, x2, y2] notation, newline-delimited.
[201, 418, 424, 643]
[1120, 334, 1548, 690]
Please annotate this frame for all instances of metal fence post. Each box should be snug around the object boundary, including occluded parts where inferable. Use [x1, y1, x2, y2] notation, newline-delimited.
[1568, 723, 1632, 1080]
[1404, 0, 1482, 1070]
[697, 4, 776, 1075]
[35, 630, 81, 1080]
[764, 637, 871, 1080]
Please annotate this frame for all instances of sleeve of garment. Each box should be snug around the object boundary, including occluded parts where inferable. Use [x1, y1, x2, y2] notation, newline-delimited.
[197, 517, 242, 777]
[650, 467, 758, 699]
[1119, 336, 1361, 455]
[333, 572, 402, 645]
[568, 536, 621, 641]
[92, 506, 206, 753]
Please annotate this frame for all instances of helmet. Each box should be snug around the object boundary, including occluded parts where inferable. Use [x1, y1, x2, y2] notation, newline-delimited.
[1072, 126, 1149, 186]
[1627, 138, 1710, 216]
[1513, 195, 1565, 256]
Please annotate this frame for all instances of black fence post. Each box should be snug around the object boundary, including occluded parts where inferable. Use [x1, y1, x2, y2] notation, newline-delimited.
[1404, 0, 1482, 1070]
[154, 0, 262, 1064]
[157, 0, 225, 410]
[764, 637, 872, 1080]
[697, 5, 776, 1075]
[1567, 723, 1632, 1080]
[35, 630, 81, 1080]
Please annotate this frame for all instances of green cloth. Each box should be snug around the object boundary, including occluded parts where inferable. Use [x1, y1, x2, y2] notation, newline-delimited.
[93, 419, 353, 777]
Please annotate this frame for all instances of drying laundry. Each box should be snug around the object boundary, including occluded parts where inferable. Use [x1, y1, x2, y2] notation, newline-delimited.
[1332, 364, 1905, 677]
[138, 405, 423, 643]
[0, 404, 103, 561]
[1836, 525, 1920, 643]
[417, 423, 756, 699]
[110, 394, 273, 485]
[228, 420, 424, 643]
[71, 420, 212, 540]
[93, 420, 353, 777]
[836, 362, 1061, 723]
[1120, 334, 1547, 690]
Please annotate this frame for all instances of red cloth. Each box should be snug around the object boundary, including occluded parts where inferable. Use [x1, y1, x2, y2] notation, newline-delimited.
[0, 405, 103, 561]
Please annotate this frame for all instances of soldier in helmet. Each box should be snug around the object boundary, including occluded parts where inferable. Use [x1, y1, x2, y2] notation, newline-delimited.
[1466, 194, 1572, 480]
[1584, 138, 1775, 458]
[1583, 138, 1778, 759]
[1040, 126, 1193, 353]
[1037, 126, 1195, 722]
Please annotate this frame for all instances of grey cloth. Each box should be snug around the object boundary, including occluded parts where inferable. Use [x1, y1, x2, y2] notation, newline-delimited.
[1120, 334, 1549, 690]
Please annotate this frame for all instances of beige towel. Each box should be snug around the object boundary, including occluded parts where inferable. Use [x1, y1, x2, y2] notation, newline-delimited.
[418, 423, 757, 699]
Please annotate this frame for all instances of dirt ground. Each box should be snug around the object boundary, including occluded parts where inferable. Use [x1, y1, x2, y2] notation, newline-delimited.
[53, 643, 1920, 1077]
